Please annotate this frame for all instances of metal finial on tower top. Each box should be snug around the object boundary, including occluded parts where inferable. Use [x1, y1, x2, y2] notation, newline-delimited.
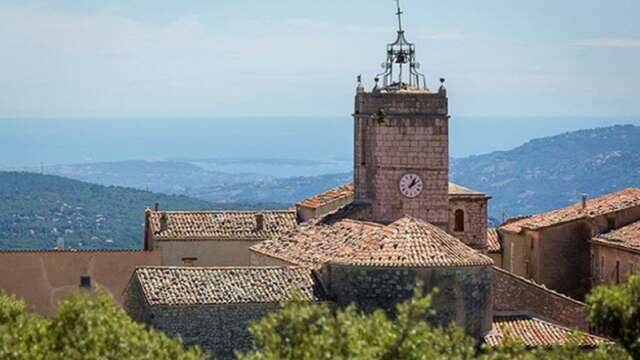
[395, 0, 404, 32]
[376, 0, 427, 91]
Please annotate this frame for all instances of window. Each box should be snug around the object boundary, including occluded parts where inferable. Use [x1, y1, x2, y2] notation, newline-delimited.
[600, 256, 605, 281]
[80, 276, 91, 288]
[606, 217, 616, 231]
[615, 260, 621, 284]
[454, 209, 465, 232]
[182, 257, 197, 267]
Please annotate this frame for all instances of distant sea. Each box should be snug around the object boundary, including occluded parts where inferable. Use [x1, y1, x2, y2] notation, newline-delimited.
[2, 116, 639, 177]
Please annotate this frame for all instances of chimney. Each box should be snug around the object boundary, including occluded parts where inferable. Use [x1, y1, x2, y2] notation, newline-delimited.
[581, 193, 588, 210]
[154, 202, 160, 211]
[160, 212, 168, 232]
[255, 212, 264, 232]
[56, 237, 65, 251]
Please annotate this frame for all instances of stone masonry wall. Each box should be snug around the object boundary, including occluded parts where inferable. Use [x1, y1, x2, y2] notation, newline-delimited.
[324, 263, 492, 340]
[149, 304, 280, 360]
[492, 267, 587, 330]
[123, 277, 152, 325]
[353, 91, 449, 227]
[449, 197, 488, 251]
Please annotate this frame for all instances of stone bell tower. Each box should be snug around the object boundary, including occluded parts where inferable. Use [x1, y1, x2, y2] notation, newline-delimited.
[353, 1, 450, 229]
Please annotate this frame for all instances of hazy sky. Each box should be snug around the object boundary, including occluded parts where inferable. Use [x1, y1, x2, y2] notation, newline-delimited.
[1, 0, 639, 118]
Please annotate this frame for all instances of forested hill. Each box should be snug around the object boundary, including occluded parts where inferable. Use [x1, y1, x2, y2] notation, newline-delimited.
[451, 124, 640, 222]
[0, 171, 285, 250]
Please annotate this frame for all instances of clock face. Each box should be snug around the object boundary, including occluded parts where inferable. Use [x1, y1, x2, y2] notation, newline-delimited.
[399, 173, 424, 198]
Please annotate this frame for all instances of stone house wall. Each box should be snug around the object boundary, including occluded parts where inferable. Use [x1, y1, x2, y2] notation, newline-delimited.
[590, 243, 640, 286]
[499, 231, 532, 278]
[492, 267, 588, 330]
[156, 240, 260, 267]
[353, 91, 449, 228]
[323, 263, 492, 340]
[0, 250, 160, 316]
[146, 304, 279, 360]
[449, 197, 488, 251]
[537, 221, 592, 299]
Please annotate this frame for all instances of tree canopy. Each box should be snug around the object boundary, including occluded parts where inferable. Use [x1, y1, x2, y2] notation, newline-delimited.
[0, 290, 203, 360]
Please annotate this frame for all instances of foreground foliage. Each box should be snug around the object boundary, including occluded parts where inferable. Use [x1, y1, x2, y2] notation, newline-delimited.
[238, 287, 629, 360]
[587, 274, 640, 359]
[0, 290, 203, 360]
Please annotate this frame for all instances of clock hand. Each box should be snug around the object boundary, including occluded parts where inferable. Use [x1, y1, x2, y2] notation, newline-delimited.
[409, 178, 417, 188]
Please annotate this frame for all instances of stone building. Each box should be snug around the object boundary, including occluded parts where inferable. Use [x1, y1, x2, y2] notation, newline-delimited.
[124, 266, 325, 359]
[499, 188, 640, 299]
[144, 209, 297, 266]
[590, 219, 640, 286]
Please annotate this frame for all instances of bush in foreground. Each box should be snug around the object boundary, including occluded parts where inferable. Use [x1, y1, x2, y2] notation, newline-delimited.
[0, 289, 203, 360]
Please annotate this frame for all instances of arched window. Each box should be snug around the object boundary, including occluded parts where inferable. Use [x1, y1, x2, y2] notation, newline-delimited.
[454, 209, 465, 232]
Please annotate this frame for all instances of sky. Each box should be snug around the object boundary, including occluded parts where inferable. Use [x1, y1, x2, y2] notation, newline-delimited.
[0, 0, 639, 118]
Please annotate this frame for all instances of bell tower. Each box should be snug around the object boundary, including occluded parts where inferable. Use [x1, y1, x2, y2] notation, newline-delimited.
[353, 0, 450, 229]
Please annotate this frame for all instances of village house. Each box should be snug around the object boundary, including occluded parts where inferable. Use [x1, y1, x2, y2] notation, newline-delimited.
[144, 209, 297, 266]
[589, 219, 640, 285]
[498, 188, 640, 299]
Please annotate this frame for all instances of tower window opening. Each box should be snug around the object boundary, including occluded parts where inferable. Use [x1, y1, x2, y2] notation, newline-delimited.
[454, 210, 465, 232]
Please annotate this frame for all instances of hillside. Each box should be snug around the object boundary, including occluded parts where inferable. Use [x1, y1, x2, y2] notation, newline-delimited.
[191, 172, 353, 204]
[450, 124, 640, 221]
[0, 172, 285, 250]
[18, 160, 270, 195]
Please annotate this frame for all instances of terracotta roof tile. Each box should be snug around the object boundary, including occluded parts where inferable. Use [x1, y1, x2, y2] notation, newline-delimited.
[592, 219, 640, 252]
[296, 183, 354, 209]
[487, 228, 501, 253]
[253, 216, 493, 269]
[332, 216, 493, 267]
[251, 219, 384, 269]
[501, 188, 640, 233]
[148, 210, 297, 241]
[485, 315, 609, 348]
[134, 266, 325, 306]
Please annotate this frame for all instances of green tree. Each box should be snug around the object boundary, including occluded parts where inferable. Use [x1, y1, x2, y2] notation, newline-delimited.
[239, 286, 629, 360]
[0, 289, 204, 360]
[587, 274, 640, 358]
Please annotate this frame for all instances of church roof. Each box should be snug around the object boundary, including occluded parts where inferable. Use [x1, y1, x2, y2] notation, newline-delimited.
[132, 266, 325, 306]
[252, 216, 492, 269]
[591, 219, 640, 253]
[485, 315, 609, 348]
[251, 219, 384, 269]
[330, 216, 493, 268]
[500, 188, 640, 234]
[147, 210, 297, 241]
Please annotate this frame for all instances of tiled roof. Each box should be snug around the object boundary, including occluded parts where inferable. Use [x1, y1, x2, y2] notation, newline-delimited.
[485, 315, 609, 348]
[592, 219, 640, 252]
[251, 219, 384, 269]
[147, 210, 297, 241]
[332, 216, 493, 267]
[296, 183, 354, 209]
[448, 182, 486, 197]
[253, 216, 492, 269]
[133, 266, 325, 306]
[501, 188, 640, 233]
[487, 228, 501, 253]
